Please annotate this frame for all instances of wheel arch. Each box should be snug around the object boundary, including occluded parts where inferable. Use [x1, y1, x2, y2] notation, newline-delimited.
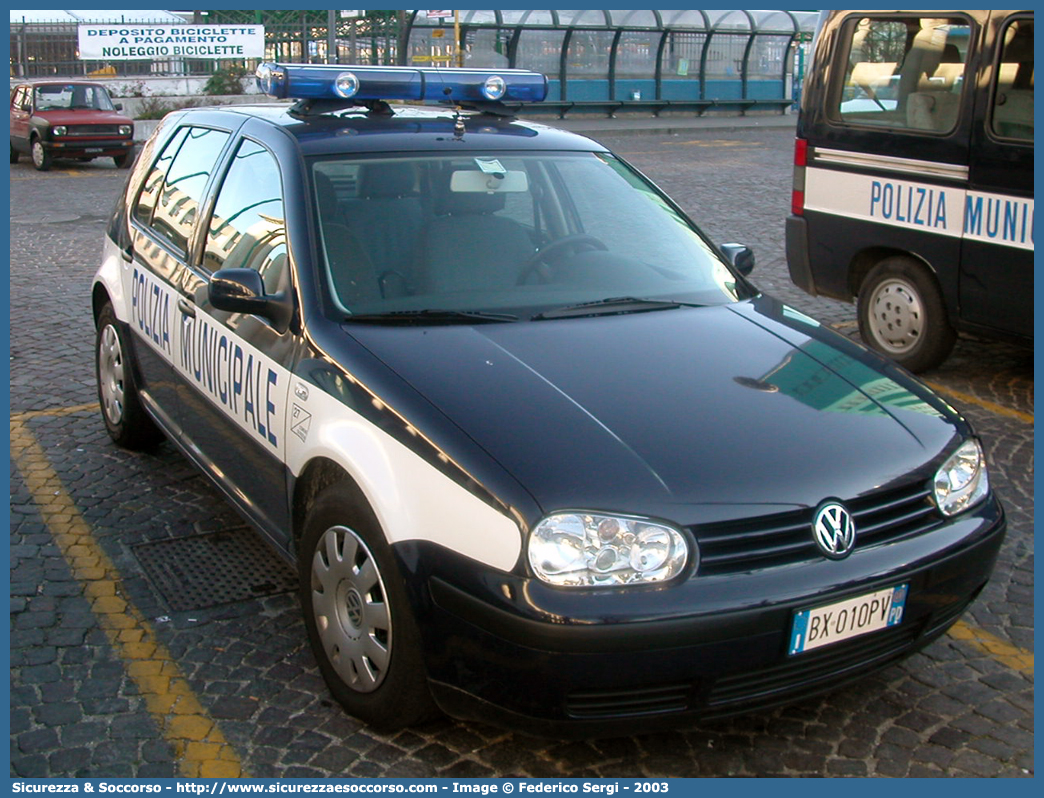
[291, 457, 372, 556]
[848, 247, 938, 299]
[92, 282, 113, 326]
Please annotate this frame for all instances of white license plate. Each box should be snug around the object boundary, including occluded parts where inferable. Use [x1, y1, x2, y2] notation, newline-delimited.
[85, 148, 103, 153]
[789, 584, 908, 655]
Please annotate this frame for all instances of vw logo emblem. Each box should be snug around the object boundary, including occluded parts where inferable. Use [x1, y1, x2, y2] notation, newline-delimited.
[345, 588, 364, 629]
[813, 502, 856, 559]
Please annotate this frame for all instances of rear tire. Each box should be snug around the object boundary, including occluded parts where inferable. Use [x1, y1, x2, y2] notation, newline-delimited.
[857, 256, 956, 373]
[10, 142, 19, 164]
[95, 303, 164, 450]
[299, 483, 436, 731]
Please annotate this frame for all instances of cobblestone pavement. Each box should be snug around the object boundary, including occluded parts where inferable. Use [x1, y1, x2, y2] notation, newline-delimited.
[9, 123, 1033, 779]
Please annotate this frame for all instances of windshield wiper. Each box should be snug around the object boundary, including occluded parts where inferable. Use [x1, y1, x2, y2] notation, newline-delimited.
[345, 308, 519, 325]
[531, 297, 701, 321]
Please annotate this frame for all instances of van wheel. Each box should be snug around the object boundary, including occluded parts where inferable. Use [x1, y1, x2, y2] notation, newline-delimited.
[95, 303, 164, 449]
[299, 484, 436, 731]
[10, 142, 19, 164]
[857, 257, 956, 373]
[31, 139, 52, 171]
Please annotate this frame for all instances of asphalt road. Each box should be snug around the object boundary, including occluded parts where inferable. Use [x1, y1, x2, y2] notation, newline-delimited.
[9, 122, 1034, 779]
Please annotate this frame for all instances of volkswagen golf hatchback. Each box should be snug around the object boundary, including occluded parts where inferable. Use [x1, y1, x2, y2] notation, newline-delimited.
[92, 64, 1005, 736]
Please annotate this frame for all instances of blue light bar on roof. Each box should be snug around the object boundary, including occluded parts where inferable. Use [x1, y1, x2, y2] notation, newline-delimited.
[255, 63, 548, 105]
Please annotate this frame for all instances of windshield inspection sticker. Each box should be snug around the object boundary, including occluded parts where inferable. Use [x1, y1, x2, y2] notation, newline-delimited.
[475, 158, 507, 175]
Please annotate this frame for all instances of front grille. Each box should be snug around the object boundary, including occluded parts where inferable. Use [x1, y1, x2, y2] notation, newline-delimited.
[566, 684, 693, 719]
[705, 592, 976, 709]
[706, 621, 922, 707]
[65, 125, 123, 136]
[694, 481, 943, 575]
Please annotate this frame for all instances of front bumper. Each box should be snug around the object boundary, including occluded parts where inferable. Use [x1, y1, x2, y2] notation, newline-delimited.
[397, 495, 1005, 737]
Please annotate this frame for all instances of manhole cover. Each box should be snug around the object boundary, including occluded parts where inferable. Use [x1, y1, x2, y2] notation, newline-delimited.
[133, 528, 296, 612]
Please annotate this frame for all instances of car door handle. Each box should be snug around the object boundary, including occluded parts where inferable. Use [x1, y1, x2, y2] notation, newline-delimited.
[177, 298, 196, 318]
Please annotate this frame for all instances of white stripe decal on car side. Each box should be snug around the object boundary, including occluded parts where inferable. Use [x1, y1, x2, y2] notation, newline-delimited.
[285, 381, 524, 572]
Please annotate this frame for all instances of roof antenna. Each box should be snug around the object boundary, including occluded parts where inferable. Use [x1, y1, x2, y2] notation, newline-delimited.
[453, 106, 466, 139]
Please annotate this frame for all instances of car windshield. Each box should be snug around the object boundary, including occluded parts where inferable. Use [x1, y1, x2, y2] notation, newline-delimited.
[34, 84, 115, 111]
[310, 151, 750, 320]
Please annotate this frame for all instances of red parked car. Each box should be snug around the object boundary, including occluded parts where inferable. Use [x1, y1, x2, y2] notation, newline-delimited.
[10, 80, 135, 171]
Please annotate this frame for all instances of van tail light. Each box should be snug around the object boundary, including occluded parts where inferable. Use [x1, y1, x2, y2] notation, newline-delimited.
[791, 138, 808, 216]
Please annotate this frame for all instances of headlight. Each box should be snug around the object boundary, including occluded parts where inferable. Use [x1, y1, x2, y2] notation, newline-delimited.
[52, 125, 67, 137]
[933, 439, 989, 516]
[118, 125, 132, 136]
[528, 512, 691, 587]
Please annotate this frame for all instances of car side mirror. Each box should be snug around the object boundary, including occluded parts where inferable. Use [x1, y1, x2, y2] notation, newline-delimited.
[209, 268, 292, 332]
[21, 101, 32, 113]
[114, 102, 123, 111]
[720, 243, 755, 277]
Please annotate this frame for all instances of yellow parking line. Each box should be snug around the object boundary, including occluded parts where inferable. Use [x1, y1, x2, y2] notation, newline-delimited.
[948, 621, 1034, 673]
[923, 380, 1034, 426]
[10, 407, 247, 778]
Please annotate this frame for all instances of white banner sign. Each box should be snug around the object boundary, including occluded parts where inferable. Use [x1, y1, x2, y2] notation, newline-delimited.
[78, 24, 265, 60]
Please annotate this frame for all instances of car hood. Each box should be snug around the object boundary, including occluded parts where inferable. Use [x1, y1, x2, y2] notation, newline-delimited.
[34, 110, 132, 125]
[344, 297, 962, 522]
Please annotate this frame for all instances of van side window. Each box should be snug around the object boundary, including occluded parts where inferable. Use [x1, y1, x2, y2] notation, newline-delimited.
[991, 19, 1034, 141]
[836, 16, 970, 134]
[204, 139, 288, 295]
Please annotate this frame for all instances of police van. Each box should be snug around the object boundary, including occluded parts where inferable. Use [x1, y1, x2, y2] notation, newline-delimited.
[93, 63, 1004, 735]
[786, 10, 1033, 372]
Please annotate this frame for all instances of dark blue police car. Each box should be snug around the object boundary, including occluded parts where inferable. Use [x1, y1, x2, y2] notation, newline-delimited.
[92, 64, 1005, 736]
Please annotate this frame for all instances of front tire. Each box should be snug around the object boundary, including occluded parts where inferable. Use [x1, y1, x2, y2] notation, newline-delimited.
[857, 256, 956, 373]
[95, 303, 163, 449]
[31, 139, 52, 171]
[299, 483, 436, 731]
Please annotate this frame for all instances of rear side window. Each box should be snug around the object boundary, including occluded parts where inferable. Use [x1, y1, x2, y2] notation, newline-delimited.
[835, 16, 971, 134]
[991, 18, 1034, 141]
[133, 126, 230, 256]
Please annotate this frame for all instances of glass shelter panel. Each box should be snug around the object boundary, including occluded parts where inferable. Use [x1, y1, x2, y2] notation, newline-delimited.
[607, 10, 659, 28]
[750, 34, 792, 79]
[662, 32, 706, 100]
[707, 10, 752, 32]
[660, 10, 708, 30]
[464, 28, 510, 69]
[511, 11, 557, 26]
[616, 31, 660, 79]
[705, 33, 749, 80]
[516, 28, 568, 96]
